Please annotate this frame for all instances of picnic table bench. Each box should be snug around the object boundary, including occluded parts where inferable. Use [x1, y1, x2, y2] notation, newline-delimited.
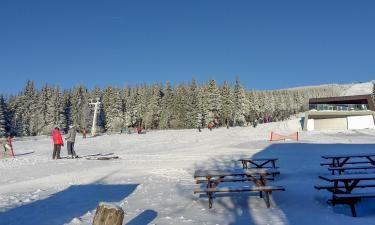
[194, 168, 284, 208]
[327, 165, 375, 175]
[321, 153, 375, 169]
[317, 173, 375, 216]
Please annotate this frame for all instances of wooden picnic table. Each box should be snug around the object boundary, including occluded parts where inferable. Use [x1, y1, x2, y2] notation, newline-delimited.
[318, 173, 375, 216]
[321, 153, 375, 168]
[194, 168, 273, 188]
[194, 168, 284, 208]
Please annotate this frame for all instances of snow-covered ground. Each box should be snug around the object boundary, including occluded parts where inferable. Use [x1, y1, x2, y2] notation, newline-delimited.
[341, 81, 373, 96]
[1, 119, 375, 225]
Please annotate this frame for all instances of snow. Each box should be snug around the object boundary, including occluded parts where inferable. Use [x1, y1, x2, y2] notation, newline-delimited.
[341, 81, 373, 96]
[1, 119, 375, 225]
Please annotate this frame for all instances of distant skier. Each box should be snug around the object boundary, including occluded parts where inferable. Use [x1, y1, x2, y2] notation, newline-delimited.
[6, 133, 14, 156]
[208, 122, 214, 131]
[65, 125, 78, 158]
[52, 127, 64, 159]
[82, 127, 87, 139]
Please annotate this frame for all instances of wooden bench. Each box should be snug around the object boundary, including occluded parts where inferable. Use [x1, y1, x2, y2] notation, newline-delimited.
[194, 186, 285, 208]
[314, 183, 375, 191]
[196, 177, 275, 184]
[320, 161, 374, 167]
[328, 165, 375, 174]
[333, 192, 375, 217]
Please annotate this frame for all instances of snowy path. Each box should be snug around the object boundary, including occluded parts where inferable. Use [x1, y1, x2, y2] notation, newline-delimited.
[1, 119, 375, 225]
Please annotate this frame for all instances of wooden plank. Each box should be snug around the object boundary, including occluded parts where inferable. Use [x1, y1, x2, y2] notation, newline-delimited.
[314, 183, 375, 190]
[238, 158, 278, 161]
[196, 177, 275, 184]
[194, 186, 285, 194]
[321, 161, 374, 166]
[334, 192, 375, 199]
[328, 165, 375, 171]
[194, 168, 275, 178]
[319, 173, 375, 182]
[322, 153, 375, 159]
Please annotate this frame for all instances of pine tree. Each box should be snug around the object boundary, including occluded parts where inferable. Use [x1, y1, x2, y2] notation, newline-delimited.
[70, 85, 90, 129]
[203, 79, 221, 124]
[102, 87, 124, 132]
[186, 79, 200, 128]
[144, 84, 162, 129]
[160, 81, 173, 129]
[372, 81, 375, 104]
[233, 78, 248, 126]
[220, 80, 233, 127]
[0, 95, 11, 134]
[21, 80, 38, 136]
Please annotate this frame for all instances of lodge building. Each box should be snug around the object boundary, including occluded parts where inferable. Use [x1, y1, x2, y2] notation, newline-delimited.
[303, 95, 375, 131]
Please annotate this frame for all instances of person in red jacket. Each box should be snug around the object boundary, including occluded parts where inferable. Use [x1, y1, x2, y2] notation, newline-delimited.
[7, 133, 14, 156]
[52, 127, 64, 159]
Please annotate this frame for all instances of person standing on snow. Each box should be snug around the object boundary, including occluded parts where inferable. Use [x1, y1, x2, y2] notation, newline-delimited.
[6, 133, 14, 156]
[65, 125, 78, 158]
[52, 127, 64, 159]
[82, 127, 87, 139]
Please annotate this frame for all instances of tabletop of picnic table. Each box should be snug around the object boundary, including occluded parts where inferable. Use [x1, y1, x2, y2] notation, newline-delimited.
[238, 158, 278, 161]
[194, 168, 272, 178]
[319, 173, 375, 182]
[322, 153, 375, 159]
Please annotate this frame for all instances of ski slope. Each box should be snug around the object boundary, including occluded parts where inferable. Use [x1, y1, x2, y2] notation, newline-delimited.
[341, 81, 373, 96]
[1, 119, 375, 225]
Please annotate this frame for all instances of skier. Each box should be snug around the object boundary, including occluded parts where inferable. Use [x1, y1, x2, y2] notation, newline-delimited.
[82, 128, 87, 139]
[52, 127, 64, 159]
[65, 125, 78, 158]
[208, 122, 213, 131]
[6, 133, 14, 156]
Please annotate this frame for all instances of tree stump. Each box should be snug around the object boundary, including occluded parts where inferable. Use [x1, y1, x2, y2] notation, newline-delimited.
[92, 202, 124, 225]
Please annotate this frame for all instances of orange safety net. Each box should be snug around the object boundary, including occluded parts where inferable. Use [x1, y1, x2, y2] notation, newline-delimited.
[270, 132, 299, 141]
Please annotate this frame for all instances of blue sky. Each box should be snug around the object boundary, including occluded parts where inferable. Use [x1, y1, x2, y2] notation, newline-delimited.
[1, 0, 374, 94]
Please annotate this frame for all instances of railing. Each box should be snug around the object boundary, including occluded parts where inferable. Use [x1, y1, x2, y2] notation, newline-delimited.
[309, 104, 369, 111]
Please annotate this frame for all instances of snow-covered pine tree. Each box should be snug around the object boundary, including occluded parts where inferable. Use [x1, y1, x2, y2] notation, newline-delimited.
[186, 79, 200, 128]
[70, 85, 90, 130]
[135, 84, 148, 129]
[196, 87, 205, 129]
[144, 84, 162, 129]
[124, 86, 137, 128]
[170, 84, 190, 129]
[233, 78, 248, 126]
[61, 90, 72, 133]
[220, 80, 233, 127]
[203, 79, 221, 125]
[102, 87, 124, 132]
[35, 85, 55, 134]
[50, 87, 65, 131]
[159, 81, 173, 129]
[246, 91, 257, 124]
[372, 81, 375, 104]
[21, 80, 38, 136]
[0, 95, 11, 134]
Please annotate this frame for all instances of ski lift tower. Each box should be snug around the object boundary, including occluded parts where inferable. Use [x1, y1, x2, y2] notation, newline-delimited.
[89, 98, 101, 137]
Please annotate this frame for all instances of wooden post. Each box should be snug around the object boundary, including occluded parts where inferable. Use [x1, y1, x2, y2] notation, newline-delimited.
[92, 202, 124, 225]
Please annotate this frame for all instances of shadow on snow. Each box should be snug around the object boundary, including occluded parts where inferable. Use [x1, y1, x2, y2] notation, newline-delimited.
[0, 183, 138, 225]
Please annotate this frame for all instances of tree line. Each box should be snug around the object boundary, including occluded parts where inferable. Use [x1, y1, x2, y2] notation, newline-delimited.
[0, 79, 344, 136]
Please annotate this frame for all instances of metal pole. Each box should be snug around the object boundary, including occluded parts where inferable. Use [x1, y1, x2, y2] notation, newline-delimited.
[89, 99, 101, 137]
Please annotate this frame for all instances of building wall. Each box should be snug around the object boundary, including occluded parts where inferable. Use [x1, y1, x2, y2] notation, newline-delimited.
[314, 118, 347, 130]
[303, 111, 375, 131]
